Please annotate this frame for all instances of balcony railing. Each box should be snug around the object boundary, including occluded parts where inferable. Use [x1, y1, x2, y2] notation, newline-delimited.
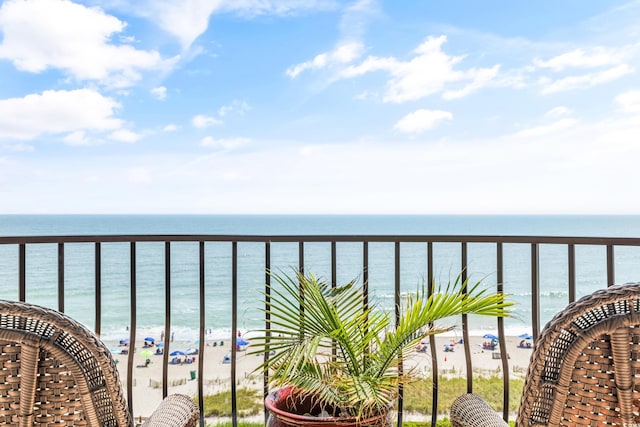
[2, 233, 640, 426]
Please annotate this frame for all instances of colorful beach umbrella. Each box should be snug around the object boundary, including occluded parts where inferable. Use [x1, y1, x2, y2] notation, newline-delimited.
[144, 337, 155, 342]
[156, 342, 164, 347]
[482, 333, 499, 340]
[170, 350, 185, 356]
[140, 349, 154, 357]
[518, 333, 533, 340]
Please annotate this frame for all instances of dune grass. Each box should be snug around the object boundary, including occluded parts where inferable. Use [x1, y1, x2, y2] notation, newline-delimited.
[403, 376, 524, 415]
[200, 376, 524, 422]
[199, 388, 264, 417]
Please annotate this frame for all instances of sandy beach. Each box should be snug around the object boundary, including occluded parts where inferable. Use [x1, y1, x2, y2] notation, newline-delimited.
[106, 339, 264, 417]
[107, 335, 535, 419]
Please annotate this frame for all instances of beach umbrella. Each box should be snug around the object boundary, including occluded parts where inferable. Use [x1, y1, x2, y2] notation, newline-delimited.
[144, 337, 155, 342]
[170, 350, 185, 356]
[156, 342, 164, 347]
[482, 333, 499, 340]
[236, 338, 249, 346]
[140, 349, 154, 357]
[185, 348, 198, 355]
[518, 333, 533, 340]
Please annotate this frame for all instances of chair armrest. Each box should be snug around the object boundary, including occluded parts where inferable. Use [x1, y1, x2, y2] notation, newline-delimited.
[450, 393, 508, 427]
[141, 394, 200, 427]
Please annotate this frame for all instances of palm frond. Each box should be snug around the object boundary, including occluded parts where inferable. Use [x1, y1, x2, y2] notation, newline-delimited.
[250, 269, 513, 418]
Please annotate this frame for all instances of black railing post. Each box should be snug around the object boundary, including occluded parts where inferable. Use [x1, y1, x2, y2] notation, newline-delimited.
[395, 242, 403, 427]
[58, 242, 64, 312]
[95, 242, 102, 336]
[607, 244, 615, 286]
[568, 244, 576, 303]
[19, 243, 26, 302]
[264, 241, 271, 424]
[299, 241, 304, 276]
[461, 242, 472, 394]
[363, 241, 369, 313]
[198, 241, 206, 427]
[162, 241, 171, 398]
[331, 241, 337, 288]
[531, 243, 540, 341]
[231, 241, 238, 427]
[428, 241, 438, 425]
[127, 241, 137, 415]
[496, 242, 509, 422]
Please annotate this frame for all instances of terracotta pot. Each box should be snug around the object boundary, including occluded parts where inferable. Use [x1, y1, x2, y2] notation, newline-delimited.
[265, 387, 392, 427]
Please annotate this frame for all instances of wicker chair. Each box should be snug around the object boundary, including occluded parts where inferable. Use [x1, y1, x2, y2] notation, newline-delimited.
[0, 300, 199, 426]
[450, 282, 640, 427]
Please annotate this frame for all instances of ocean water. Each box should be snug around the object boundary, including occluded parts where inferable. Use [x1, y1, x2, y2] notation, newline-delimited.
[1, 214, 640, 342]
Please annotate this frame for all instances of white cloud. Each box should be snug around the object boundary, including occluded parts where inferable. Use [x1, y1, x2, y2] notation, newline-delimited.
[338, 0, 378, 37]
[0, 0, 173, 88]
[616, 90, 640, 113]
[218, 100, 251, 117]
[545, 106, 573, 117]
[286, 0, 378, 78]
[200, 136, 250, 150]
[513, 118, 579, 139]
[394, 109, 453, 134]
[540, 64, 634, 94]
[534, 47, 628, 71]
[150, 86, 167, 100]
[443, 65, 501, 100]
[163, 124, 180, 132]
[63, 131, 91, 146]
[339, 35, 499, 103]
[385, 36, 467, 103]
[192, 114, 223, 128]
[285, 0, 375, 80]
[286, 41, 364, 78]
[109, 129, 143, 143]
[127, 0, 336, 50]
[140, 0, 220, 50]
[0, 89, 122, 141]
[2, 143, 34, 152]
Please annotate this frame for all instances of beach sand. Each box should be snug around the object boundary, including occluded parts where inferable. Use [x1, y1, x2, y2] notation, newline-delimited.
[109, 336, 535, 419]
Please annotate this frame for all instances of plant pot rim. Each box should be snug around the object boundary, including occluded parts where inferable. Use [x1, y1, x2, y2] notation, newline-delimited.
[265, 386, 391, 426]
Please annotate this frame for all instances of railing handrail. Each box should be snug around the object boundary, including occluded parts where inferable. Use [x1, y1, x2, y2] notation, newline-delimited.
[2, 234, 640, 245]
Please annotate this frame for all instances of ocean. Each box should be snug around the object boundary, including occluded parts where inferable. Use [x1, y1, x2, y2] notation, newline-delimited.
[1, 214, 640, 343]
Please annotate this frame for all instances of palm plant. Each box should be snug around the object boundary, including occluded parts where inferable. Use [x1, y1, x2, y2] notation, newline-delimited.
[251, 270, 513, 421]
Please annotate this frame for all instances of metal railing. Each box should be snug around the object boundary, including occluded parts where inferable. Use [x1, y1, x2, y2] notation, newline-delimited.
[2, 233, 640, 426]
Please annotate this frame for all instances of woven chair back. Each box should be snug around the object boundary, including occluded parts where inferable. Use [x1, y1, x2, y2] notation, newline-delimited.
[0, 300, 131, 427]
[517, 282, 640, 426]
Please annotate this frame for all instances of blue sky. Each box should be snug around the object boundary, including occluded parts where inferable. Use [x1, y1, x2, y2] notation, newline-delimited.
[1, 0, 639, 214]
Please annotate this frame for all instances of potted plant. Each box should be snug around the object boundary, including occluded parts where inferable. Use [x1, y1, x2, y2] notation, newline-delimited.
[250, 270, 513, 427]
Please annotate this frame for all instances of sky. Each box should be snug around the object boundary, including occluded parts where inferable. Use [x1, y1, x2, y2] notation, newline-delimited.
[1, 0, 640, 215]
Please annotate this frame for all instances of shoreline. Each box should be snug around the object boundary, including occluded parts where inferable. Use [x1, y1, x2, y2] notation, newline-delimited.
[107, 335, 534, 418]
